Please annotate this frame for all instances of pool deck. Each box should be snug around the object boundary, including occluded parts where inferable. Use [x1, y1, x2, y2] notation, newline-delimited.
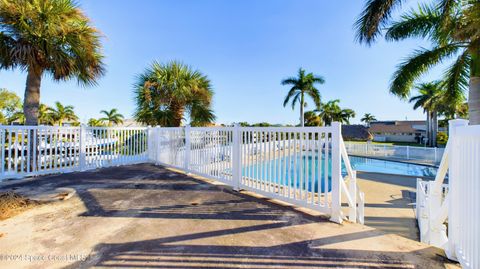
[0, 164, 458, 268]
[356, 171, 421, 240]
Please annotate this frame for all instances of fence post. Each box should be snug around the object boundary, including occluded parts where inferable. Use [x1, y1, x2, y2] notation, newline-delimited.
[446, 119, 469, 260]
[406, 146, 410, 160]
[79, 124, 86, 171]
[232, 123, 241, 191]
[434, 147, 437, 163]
[146, 126, 152, 163]
[184, 125, 191, 172]
[349, 170, 357, 222]
[330, 122, 342, 223]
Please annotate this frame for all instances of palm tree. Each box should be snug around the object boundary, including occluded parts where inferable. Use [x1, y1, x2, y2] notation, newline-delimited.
[282, 68, 324, 127]
[361, 113, 377, 127]
[339, 109, 356, 124]
[355, 1, 480, 124]
[88, 118, 105, 127]
[0, 0, 105, 126]
[304, 111, 322, 126]
[409, 82, 444, 146]
[100, 109, 124, 126]
[47, 102, 78, 126]
[318, 100, 341, 126]
[134, 61, 215, 127]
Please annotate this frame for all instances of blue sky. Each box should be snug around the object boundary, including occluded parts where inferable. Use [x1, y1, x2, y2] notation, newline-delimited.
[1, 0, 444, 125]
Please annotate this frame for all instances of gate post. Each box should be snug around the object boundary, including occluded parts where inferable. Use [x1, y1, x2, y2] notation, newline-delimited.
[232, 123, 241, 191]
[330, 122, 342, 223]
[446, 119, 468, 260]
[184, 125, 191, 173]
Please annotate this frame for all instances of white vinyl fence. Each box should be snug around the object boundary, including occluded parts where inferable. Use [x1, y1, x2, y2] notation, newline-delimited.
[1, 123, 364, 224]
[416, 119, 480, 268]
[0, 125, 149, 180]
[345, 142, 444, 165]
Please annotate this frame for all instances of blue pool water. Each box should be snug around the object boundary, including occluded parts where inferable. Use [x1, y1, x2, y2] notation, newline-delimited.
[243, 155, 437, 193]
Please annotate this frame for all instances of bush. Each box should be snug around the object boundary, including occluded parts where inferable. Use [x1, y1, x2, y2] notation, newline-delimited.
[437, 132, 448, 145]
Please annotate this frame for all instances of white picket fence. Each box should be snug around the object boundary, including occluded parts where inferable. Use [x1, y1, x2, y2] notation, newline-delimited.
[416, 119, 480, 268]
[1, 123, 364, 224]
[345, 142, 444, 165]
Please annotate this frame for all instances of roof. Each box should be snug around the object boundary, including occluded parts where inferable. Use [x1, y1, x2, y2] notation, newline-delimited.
[368, 124, 418, 133]
[342, 125, 373, 141]
[370, 120, 425, 126]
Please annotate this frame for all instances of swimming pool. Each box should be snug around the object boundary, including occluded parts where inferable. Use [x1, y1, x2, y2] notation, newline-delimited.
[243, 155, 437, 193]
[348, 156, 437, 177]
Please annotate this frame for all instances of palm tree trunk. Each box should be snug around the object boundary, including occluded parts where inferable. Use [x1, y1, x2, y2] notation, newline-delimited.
[23, 67, 42, 173]
[425, 112, 430, 146]
[432, 111, 438, 147]
[300, 93, 305, 127]
[469, 77, 480, 125]
[24, 68, 42, 126]
[469, 49, 480, 125]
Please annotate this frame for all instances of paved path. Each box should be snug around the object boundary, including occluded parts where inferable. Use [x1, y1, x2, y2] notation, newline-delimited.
[0, 164, 457, 268]
[356, 172, 420, 240]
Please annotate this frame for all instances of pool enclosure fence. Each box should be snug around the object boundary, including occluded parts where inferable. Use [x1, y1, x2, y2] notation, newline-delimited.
[0, 123, 364, 225]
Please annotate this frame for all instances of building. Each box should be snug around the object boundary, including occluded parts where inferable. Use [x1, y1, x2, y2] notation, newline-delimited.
[368, 120, 426, 143]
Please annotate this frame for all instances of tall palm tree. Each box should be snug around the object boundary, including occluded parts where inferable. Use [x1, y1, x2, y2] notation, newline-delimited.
[361, 113, 377, 126]
[0, 0, 105, 126]
[100, 109, 124, 126]
[47, 102, 78, 126]
[355, 1, 480, 124]
[134, 61, 215, 127]
[282, 68, 324, 127]
[409, 82, 444, 146]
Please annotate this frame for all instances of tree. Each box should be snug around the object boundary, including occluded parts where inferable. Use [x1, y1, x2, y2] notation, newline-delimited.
[47, 102, 78, 126]
[361, 113, 377, 126]
[355, 1, 480, 124]
[409, 82, 444, 146]
[317, 100, 356, 125]
[340, 109, 356, 124]
[0, 0, 105, 126]
[304, 111, 322, 126]
[282, 68, 324, 127]
[0, 88, 22, 124]
[134, 61, 215, 127]
[88, 118, 105, 127]
[100, 109, 124, 126]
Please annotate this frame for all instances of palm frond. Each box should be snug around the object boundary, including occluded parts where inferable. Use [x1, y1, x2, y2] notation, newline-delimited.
[390, 44, 460, 98]
[385, 4, 443, 43]
[354, 0, 405, 45]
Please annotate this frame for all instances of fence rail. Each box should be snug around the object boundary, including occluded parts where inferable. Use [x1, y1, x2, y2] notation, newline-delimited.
[344, 142, 444, 165]
[416, 119, 479, 268]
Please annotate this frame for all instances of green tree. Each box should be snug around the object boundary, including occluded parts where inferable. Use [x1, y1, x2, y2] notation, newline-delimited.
[355, 1, 480, 124]
[361, 113, 377, 126]
[409, 82, 444, 146]
[282, 68, 324, 127]
[47, 102, 78, 126]
[134, 61, 215, 127]
[0, 88, 22, 124]
[304, 111, 322, 126]
[0, 0, 105, 126]
[317, 100, 355, 125]
[88, 118, 105, 127]
[100, 108, 124, 126]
